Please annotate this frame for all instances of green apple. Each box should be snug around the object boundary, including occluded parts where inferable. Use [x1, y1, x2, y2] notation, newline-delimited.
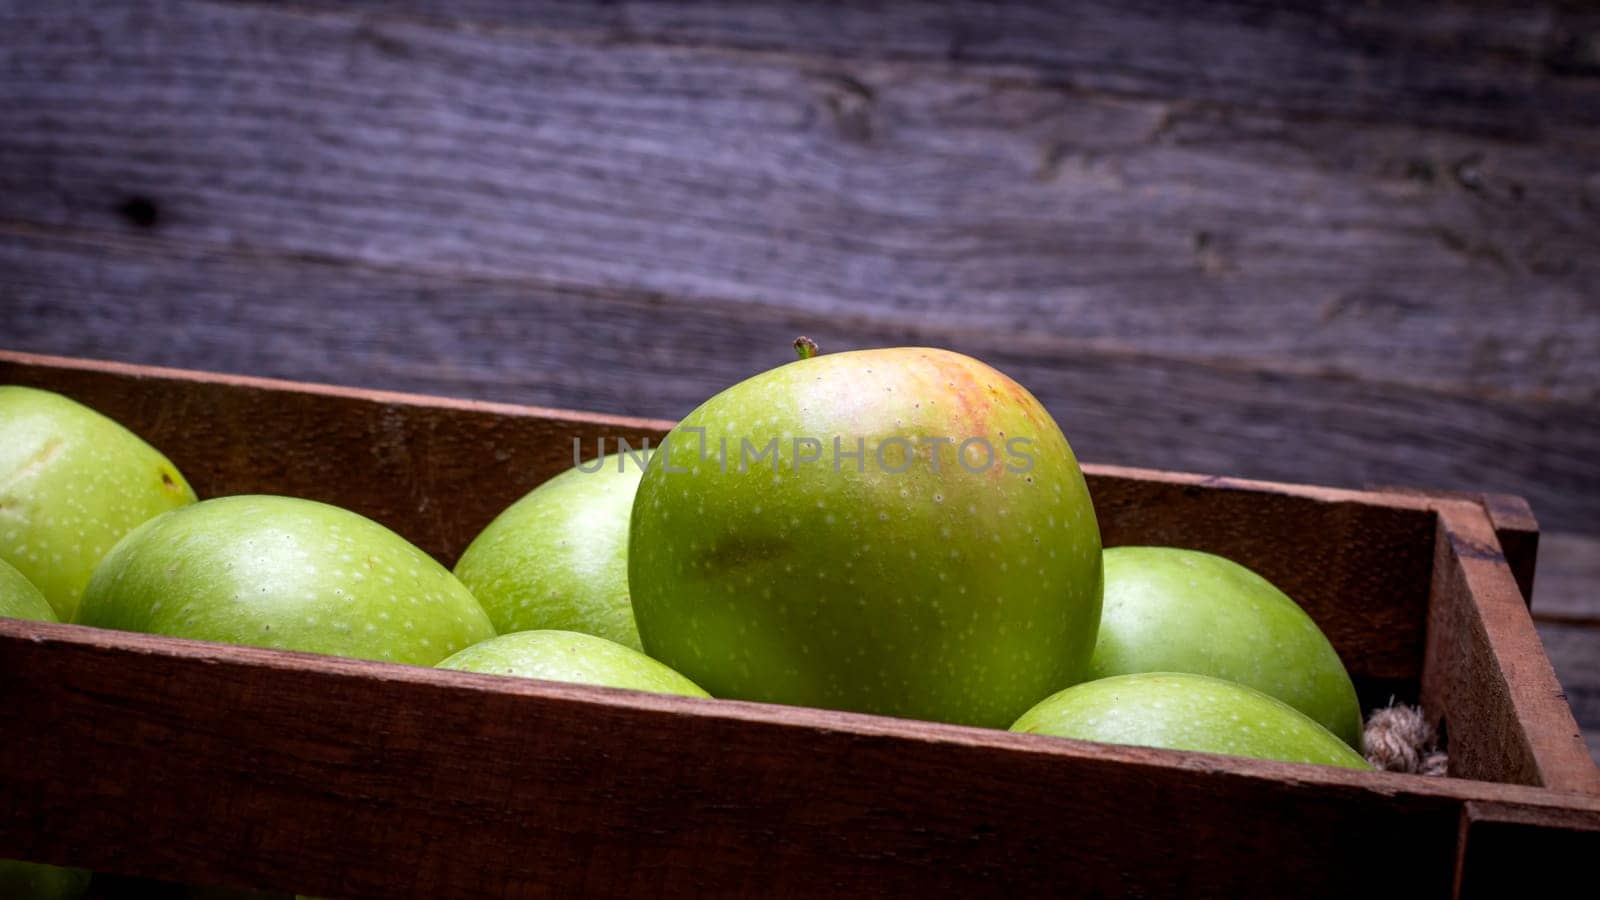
[0, 386, 196, 621]
[78, 495, 495, 664]
[1012, 672, 1369, 769]
[437, 629, 709, 698]
[455, 451, 650, 650]
[0, 556, 55, 622]
[1089, 546, 1362, 747]
[629, 343, 1102, 728]
[0, 860, 90, 900]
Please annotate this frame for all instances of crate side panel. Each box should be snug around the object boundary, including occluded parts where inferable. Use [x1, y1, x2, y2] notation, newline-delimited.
[1422, 505, 1600, 793]
[0, 621, 1466, 899]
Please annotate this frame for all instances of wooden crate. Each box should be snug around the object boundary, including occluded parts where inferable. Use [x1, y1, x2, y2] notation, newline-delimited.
[1, 349, 1596, 899]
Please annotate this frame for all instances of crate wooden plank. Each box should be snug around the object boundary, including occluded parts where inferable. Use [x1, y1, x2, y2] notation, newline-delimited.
[1480, 494, 1541, 608]
[1, 2, 1597, 402]
[1369, 486, 1543, 607]
[1422, 502, 1600, 793]
[4, 233, 1598, 538]
[3, 618, 1598, 900]
[304, 0, 1600, 137]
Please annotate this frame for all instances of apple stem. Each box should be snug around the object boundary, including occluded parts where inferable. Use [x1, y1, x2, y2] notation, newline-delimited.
[793, 336, 819, 360]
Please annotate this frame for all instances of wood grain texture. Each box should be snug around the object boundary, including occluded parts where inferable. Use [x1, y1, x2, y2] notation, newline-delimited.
[1528, 533, 1600, 764]
[1525, 532, 1599, 764]
[1368, 486, 1543, 607]
[1421, 502, 1599, 793]
[0, 2, 1596, 402]
[0, 349, 1441, 690]
[3, 617, 1598, 900]
[1481, 494, 1541, 607]
[1537, 621, 1600, 760]
[1, 1, 1597, 891]
[4, 228, 1598, 535]
[1532, 532, 1600, 619]
[307, 0, 1600, 137]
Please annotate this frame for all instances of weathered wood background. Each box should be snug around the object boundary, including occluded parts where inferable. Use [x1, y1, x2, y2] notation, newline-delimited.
[0, 0, 1595, 760]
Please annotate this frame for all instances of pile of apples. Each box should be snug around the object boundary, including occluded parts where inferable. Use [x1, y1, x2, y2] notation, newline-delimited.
[2, 343, 1372, 892]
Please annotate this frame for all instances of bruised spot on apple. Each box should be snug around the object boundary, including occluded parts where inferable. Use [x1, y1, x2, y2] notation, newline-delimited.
[0, 386, 196, 622]
[456, 451, 650, 650]
[630, 345, 1102, 728]
[1013, 672, 1369, 769]
[78, 495, 495, 665]
[437, 629, 709, 698]
[1090, 547, 1363, 748]
[694, 532, 794, 571]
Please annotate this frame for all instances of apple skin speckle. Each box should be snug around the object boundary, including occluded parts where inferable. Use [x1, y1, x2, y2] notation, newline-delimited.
[1012, 672, 1370, 769]
[1089, 546, 1363, 748]
[77, 495, 495, 665]
[629, 347, 1103, 729]
[0, 386, 197, 622]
